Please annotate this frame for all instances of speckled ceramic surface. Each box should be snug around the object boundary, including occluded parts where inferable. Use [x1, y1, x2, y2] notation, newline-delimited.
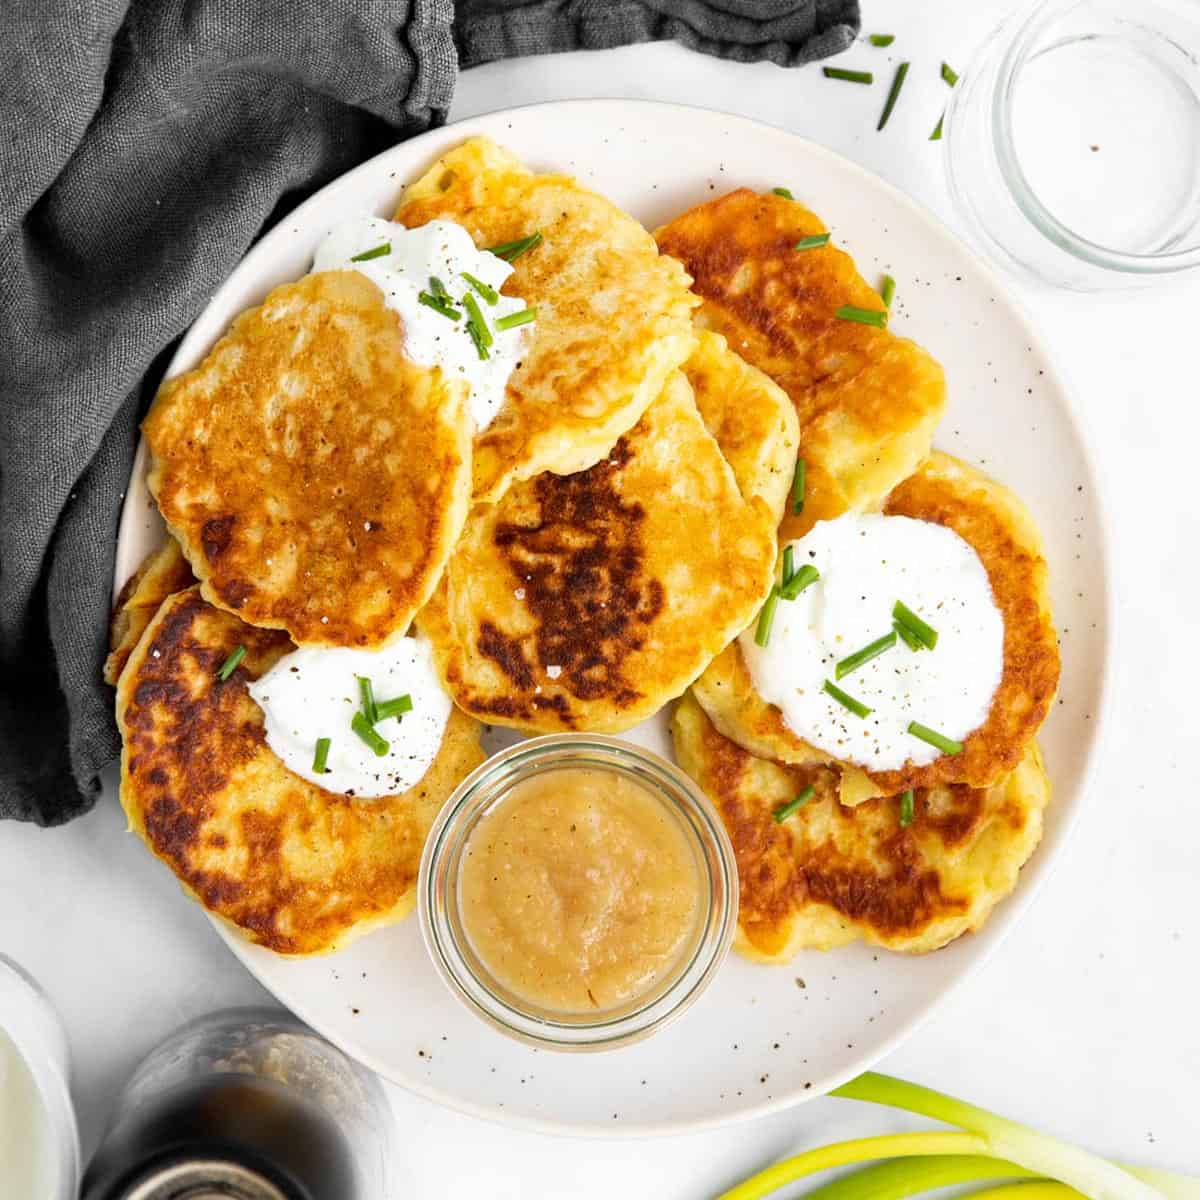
[113, 100, 1111, 1136]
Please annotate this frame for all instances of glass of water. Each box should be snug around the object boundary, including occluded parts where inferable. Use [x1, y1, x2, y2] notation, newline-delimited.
[945, 0, 1200, 289]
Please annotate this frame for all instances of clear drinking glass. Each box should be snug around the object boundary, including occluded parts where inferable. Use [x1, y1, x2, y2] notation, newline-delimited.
[945, 0, 1200, 289]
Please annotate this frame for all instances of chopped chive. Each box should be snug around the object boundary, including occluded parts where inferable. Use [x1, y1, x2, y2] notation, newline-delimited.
[217, 645, 246, 681]
[754, 585, 781, 647]
[350, 242, 390, 262]
[486, 232, 542, 262]
[791, 457, 806, 514]
[375, 693, 413, 722]
[461, 291, 492, 359]
[781, 563, 820, 601]
[893, 600, 939, 649]
[941, 61, 960, 87]
[782, 545, 796, 586]
[824, 679, 872, 718]
[824, 67, 874, 84]
[868, 33, 895, 47]
[357, 675, 378, 725]
[772, 186, 795, 200]
[930, 114, 945, 141]
[418, 291, 461, 320]
[880, 274, 896, 309]
[795, 233, 831, 251]
[907, 721, 963, 755]
[351, 711, 389, 756]
[899, 789, 914, 826]
[835, 631, 897, 679]
[428, 275, 450, 299]
[773, 785, 816, 824]
[836, 304, 888, 327]
[313, 737, 331, 774]
[462, 271, 499, 304]
[893, 619, 924, 651]
[494, 307, 538, 331]
[877, 60, 910, 130]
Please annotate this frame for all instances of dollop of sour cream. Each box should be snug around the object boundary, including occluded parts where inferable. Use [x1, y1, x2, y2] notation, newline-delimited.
[312, 216, 533, 430]
[248, 635, 450, 798]
[740, 513, 1004, 772]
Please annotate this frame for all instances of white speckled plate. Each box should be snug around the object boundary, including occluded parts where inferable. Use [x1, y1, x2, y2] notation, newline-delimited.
[113, 100, 1111, 1136]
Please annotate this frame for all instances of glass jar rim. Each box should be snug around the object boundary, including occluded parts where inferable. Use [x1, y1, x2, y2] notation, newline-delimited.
[417, 734, 738, 1052]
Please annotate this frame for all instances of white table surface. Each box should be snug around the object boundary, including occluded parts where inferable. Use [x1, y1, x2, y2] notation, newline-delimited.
[3, 0, 1198, 1194]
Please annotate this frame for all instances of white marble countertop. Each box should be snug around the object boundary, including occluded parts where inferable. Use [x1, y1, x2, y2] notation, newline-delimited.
[2, 0, 1197, 1194]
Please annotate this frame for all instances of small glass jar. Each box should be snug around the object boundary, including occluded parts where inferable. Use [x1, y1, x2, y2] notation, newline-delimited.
[419, 735, 738, 1052]
[945, 0, 1200, 289]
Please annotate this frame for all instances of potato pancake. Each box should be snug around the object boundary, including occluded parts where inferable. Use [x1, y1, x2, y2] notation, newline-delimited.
[394, 137, 699, 503]
[144, 270, 472, 648]
[117, 588, 485, 956]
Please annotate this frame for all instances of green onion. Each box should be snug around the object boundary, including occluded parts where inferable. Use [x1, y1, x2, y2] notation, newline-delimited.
[772, 785, 815, 824]
[312, 737, 331, 774]
[877, 61, 910, 130]
[892, 600, 938, 648]
[417, 291, 461, 320]
[351, 711, 389, 756]
[835, 631, 896, 679]
[824, 679, 871, 718]
[461, 271, 498, 304]
[217, 645, 245, 681]
[791, 457, 806, 514]
[823, 67, 874, 84]
[461, 291, 492, 359]
[836, 304, 888, 328]
[899, 789, 914, 827]
[930, 113, 945, 141]
[868, 33, 895, 47]
[781, 563, 819, 601]
[893, 619, 924, 651]
[754, 585, 781, 647]
[907, 721, 963, 755]
[880, 274, 896, 309]
[772, 186, 795, 200]
[357, 675, 378, 724]
[428, 275, 451, 299]
[375, 693, 413, 722]
[350, 242, 390, 262]
[494, 306, 538, 331]
[942, 61, 960, 86]
[486, 231, 542, 262]
[799, 1156, 1035, 1200]
[781, 545, 795, 586]
[795, 233, 831, 251]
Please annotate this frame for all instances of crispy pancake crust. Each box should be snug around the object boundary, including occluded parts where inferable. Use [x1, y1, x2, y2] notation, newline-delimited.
[672, 694, 1049, 957]
[117, 588, 485, 956]
[418, 367, 784, 732]
[144, 270, 472, 648]
[693, 453, 1061, 800]
[656, 189, 944, 512]
[395, 137, 698, 503]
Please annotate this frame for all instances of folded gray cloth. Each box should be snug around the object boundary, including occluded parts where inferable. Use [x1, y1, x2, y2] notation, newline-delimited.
[0, 0, 858, 826]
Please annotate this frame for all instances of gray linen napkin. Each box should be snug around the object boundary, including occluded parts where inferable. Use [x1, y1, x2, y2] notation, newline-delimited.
[0, 0, 858, 826]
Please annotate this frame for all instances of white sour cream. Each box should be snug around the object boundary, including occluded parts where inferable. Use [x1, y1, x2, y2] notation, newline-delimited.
[312, 216, 533, 430]
[249, 636, 451, 798]
[740, 513, 1004, 772]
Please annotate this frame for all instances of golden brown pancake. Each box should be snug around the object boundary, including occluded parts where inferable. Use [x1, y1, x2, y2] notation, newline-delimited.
[692, 453, 1061, 802]
[395, 137, 699, 503]
[117, 587, 485, 956]
[144, 270, 472, 648]
[672, 693, 1049, 957]
[656, 188, 944, 514]
[417, 363, 789, 733]
[105, 538, 196, 686]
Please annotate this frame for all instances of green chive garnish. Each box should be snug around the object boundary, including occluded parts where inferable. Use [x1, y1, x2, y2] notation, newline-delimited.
[878, 60, 910, 130]
[781, 563, 820, 601]
[462, 271, 499, 304]
[893, 619, 924, 651]
[461, 291, 492, 359]
[880, 274, 896, 309]
[782, 545, 796, 586]
[824, 679, 872, 718]
[755, 585, 781, 647]
[791, 457, 807, 514]
[824, 67, 874, 84]
[494, 307, 538, 331]
[313, 737, 331, 774]
[418, 291, 461, 320]
[836, 304, 888, 328]
[351, 711, 389, 756]
[941, 62, 959, 87]
[772, 187, 795, 200]
[868, 34, 895, 47]
[899, 789, 914, 826]
[350, 242, 390, 262]
[893, 600, 939, 649]
[217, 645, 245, 681]
[907, 721, 963, 755]
[486, 232, 542, 262]
[429, 275, 450, 299]
[795, 233, 831, 251]
[930, 114, 945, 141]
[375, 694, 413, 722]
[773, 785, 816, 824]
[357, 675, 378, 724]
[835, 631, 897, 679]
